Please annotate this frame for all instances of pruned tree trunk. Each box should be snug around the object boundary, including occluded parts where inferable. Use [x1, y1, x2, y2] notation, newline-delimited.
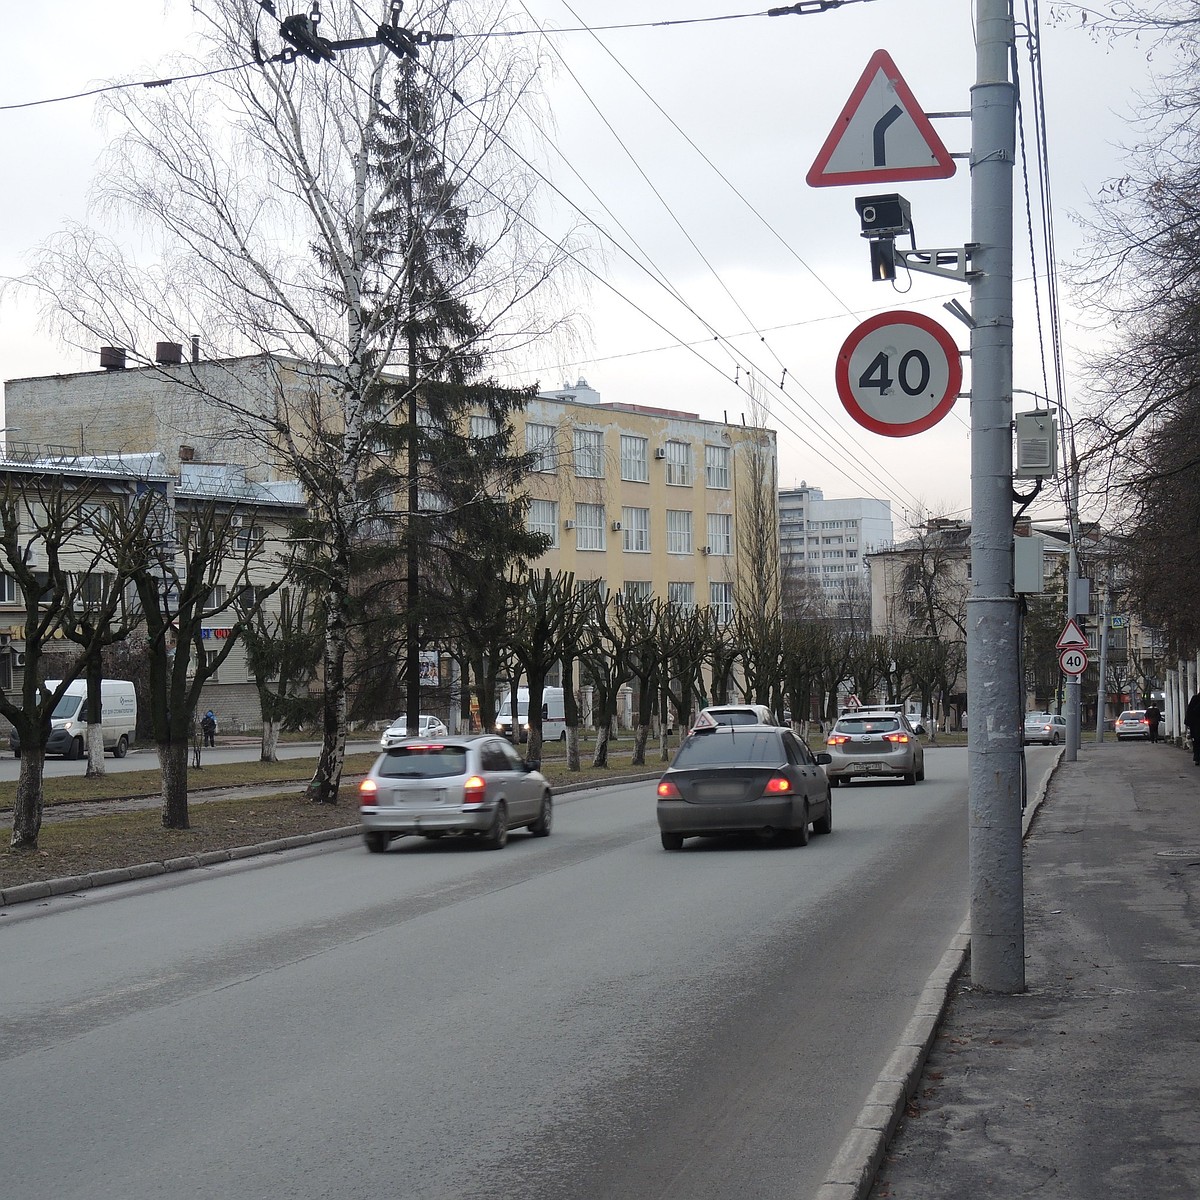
[160, 737, 190, 830]
[261, 718, 281, 763]
[10, 751, 48, 851]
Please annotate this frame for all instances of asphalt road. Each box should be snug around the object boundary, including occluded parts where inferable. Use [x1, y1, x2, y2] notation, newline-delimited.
[0, 747, 1056, 1200]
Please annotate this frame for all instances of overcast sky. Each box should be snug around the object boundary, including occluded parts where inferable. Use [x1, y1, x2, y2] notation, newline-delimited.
[0, 2, 1158, 528]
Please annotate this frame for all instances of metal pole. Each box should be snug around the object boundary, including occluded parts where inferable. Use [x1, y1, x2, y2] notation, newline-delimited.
[1095, 578, 1110, 741]
[968, 0, 1025, 992]
[1064, 429, 1082, 762]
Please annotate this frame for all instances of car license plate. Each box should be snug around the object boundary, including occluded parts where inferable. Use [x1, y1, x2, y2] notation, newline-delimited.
[391, 788, 444, 805]
[851, 762, 883, 772]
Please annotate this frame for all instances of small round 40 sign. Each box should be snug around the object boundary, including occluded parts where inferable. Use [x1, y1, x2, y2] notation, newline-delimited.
[1059, 647, 1088, 676]
[835, 311, 963, 437]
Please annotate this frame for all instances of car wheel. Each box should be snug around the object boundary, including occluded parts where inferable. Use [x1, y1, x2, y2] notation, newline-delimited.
[481, 803, 508, 850]
[661, 831, 684, 851]
[69, 737, 84, 761]
[903, 771, 917, 786]
[1051, 733, 1060, 745]
[788, 805, 810, 846]
[364, 832, 390, 854]
[812, 794, 833, 835]
[559, 730, 567, 743]
[12, 749, 19, 759]
[530, 792, 553, 837]
[113, 735, 129, 759]
[828, 775, 841, 788]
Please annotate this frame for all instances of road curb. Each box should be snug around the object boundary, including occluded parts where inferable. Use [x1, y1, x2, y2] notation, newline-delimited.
[0, 771, 661, 909]
[815, 746, 1065, 1200]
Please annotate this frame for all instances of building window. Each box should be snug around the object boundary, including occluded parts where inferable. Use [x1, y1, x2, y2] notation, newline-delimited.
[0, 574, 16, 604]
[576, 502, 605, 551]
[206, 584, 228, 610]
[710, 582, 734, 625]
[622, 580, 653, 602]
[470, 414, 498, 441]
[622, 506, 650, 553]
[526, 423, 558, 473]
[573, 428, 604, 478]
[233, 524, 265, 553]
[665, 440, 692, 486]
[705, 444, 730, 489]
[668, 581, 695, 610]
[620, 435, 649, 483]
[527, 499, 558, 546]
[666, 509, 693, 555]
[205, 649, 221, 682]
[706, 513, 733, 556]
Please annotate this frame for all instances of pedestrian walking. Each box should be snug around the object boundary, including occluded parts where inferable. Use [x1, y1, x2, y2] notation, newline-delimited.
[1145, 702, 1162, 744]
[201, 710, 217, 748]
[1186, 692, 1200, 766]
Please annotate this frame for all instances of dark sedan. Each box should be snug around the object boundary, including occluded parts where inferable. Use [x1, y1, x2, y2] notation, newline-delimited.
[656, 723, 833, 850]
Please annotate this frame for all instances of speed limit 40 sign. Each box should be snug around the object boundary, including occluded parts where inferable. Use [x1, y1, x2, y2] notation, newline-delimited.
[1059, 647, 1088, 676]
[835, 311, 962, 437]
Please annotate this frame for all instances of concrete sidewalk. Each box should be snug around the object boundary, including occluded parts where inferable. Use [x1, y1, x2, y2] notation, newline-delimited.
[861, 740, 1200, 1199]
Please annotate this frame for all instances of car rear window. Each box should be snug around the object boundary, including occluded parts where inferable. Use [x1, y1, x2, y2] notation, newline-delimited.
[709, 710, 761, 726]
[377, 745, 467, 779]
[672, 730, 784, 766]
[835, 717, 900, 735]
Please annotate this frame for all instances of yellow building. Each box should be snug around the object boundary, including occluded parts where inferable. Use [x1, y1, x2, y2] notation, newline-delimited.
[514, 385, 778, 621]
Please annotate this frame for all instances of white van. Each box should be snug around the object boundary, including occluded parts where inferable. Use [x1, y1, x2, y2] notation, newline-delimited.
[496, 687, 567, 743]
[10, 679, 138, 760]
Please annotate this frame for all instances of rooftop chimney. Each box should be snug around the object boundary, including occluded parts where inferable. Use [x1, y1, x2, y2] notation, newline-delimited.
[155, 342, 184, 365]
[191, 335, 200, 363]
[179, 445, 195, 462]
[99, 346, 127, 371]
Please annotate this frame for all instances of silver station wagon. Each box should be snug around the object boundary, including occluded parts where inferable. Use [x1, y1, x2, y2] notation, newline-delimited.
[359, 735, 552, 852]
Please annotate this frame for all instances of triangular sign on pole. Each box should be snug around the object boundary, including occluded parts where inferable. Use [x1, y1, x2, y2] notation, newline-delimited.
[1056, 618, 1089, 649]
[807, 49, 957, 188]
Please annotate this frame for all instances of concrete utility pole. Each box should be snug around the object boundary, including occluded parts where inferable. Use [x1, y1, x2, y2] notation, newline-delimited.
[1064, 417, 1082, 762]
[968, 0, 1024, 992]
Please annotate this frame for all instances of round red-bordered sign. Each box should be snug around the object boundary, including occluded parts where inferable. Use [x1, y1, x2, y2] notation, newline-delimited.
[835, 311, 963, 437]
[1059, 647, 1088, 676]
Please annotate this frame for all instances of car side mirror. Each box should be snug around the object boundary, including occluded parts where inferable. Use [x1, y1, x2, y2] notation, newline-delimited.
[815, 751, 832, 765]
[523, 758, 540, 773]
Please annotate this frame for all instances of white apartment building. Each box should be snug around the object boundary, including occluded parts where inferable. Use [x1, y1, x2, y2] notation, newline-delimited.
[779, 483, 893, 600]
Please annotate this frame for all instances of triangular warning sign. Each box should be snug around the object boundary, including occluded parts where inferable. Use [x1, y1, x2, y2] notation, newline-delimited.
[807, 49, 956, 188]
[1056, 618, 1089, 649]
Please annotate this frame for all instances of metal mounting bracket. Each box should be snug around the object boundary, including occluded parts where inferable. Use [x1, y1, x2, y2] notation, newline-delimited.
[897, 243, 980, 283]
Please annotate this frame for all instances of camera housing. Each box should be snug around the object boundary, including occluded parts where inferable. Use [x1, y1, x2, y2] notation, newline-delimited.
[855, 193, 912, 238]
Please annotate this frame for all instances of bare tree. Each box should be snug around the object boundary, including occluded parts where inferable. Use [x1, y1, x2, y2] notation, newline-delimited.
[18, 1, 583, 805]
[0, 468, 135, 850]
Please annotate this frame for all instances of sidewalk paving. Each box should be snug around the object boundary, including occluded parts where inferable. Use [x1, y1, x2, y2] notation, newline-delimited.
[863, 740, 1200, 1199]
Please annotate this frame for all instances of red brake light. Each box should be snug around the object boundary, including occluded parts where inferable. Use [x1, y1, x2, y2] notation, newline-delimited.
[657, 779, 682, 799]
[884, 732, 910, 744]
[828, 734, 850, 746]
[462, 775, 486, 806]
[764, 776, 792, 794]
[359, 778, 378, 807]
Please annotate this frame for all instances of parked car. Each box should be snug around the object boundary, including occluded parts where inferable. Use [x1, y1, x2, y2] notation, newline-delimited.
[379, 714, 449, 748]
[656, 723, 832, 850]
[1023, 712, 1068, 745]
[358, 734, 551, 852]
[1114, 710, 1149, 740]
[693, 704, 775, 728]
[824, 709, 925, 786]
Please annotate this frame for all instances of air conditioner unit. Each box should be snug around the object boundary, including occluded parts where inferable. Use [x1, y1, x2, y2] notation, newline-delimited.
[700, 546, 711, 555]
[229, 514, 244, 528]
[654, 447, 667, 460]
[1014, 410, 1058, 478]
[611, 520, 622, 532]
[563, 519, 576, 530]
[14, 652, 25, 667]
